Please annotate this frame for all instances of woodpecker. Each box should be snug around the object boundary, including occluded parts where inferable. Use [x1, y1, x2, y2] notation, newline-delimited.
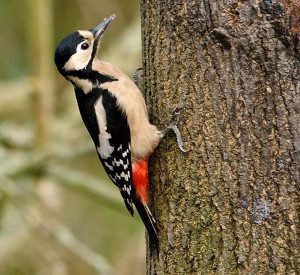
[54, 15, 186, 244]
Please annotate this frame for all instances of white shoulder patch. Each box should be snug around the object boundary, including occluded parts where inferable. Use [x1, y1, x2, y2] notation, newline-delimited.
[95, 95, 114, 159]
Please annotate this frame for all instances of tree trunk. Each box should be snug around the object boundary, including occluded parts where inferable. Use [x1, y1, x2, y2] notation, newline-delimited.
[141, 1, 300, 274]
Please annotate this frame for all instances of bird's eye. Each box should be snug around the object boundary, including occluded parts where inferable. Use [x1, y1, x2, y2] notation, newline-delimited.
[81, 42, 89, 50]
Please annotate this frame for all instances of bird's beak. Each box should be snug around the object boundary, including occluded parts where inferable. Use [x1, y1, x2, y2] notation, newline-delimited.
[91, 14, 115, 43]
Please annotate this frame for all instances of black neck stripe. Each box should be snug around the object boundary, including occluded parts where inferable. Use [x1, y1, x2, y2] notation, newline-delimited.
[67, 70, 117, 85]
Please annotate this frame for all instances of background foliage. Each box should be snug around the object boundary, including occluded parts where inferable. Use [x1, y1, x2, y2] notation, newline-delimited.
[0, 0, 145, 274]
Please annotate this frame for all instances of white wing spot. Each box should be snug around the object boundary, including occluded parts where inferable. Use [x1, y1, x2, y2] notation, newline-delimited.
[117, 145, 122, 151]
[120, 171, 130, 181]
[113, 158, 123, 167]
[122, 149, 129, 158]
[95, 96, 115, 159]
[123, 159, 129, 169]
[113, 158, 129, 169]
[104, 161, 113, 171]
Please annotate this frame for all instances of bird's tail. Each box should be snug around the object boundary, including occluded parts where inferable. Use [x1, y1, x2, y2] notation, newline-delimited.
[133, 197, 158, 245]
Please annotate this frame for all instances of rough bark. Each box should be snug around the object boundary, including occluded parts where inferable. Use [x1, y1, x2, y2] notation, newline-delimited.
[141, 1, 300, 274]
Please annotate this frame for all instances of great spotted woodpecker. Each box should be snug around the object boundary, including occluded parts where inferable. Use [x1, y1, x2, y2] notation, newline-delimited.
[54, 15, 186, 244]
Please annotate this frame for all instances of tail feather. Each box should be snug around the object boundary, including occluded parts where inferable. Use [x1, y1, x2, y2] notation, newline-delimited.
[133, 197, 158, 245]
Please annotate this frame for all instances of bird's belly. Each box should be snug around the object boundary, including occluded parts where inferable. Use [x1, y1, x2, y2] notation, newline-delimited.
[130, 123, 159, 160]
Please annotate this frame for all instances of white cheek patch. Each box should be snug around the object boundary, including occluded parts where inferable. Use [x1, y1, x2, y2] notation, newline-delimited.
[95, 95, 115, 159]
[63, 42, 92, 71]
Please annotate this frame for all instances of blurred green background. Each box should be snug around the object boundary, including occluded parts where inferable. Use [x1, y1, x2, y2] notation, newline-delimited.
[0, 0, 145, 274]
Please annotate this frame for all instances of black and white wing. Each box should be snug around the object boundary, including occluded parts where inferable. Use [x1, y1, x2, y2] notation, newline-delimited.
[95, 90, 135, 215]
[99, 141, 134, 215]
[75, 87, 135, 215]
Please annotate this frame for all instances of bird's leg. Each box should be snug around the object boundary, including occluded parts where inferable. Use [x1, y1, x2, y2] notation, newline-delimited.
[158, 107, 188, 153]
[134, 68, 188, 152]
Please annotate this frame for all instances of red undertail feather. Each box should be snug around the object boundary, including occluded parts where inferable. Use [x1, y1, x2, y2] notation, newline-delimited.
[132, 160, 148, 203]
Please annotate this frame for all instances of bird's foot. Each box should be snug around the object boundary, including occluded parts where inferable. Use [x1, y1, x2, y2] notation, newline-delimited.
[159, 107, 188, 153]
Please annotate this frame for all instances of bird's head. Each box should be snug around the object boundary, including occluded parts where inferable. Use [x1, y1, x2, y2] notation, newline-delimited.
[54, 14, 115, 78]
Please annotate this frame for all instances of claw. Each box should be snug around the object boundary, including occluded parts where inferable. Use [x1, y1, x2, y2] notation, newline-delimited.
[172, 107, 185, 115]
[171, 107, 185, 125]
[159, 107, 188, 153]
[169, 124, 188, 153]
